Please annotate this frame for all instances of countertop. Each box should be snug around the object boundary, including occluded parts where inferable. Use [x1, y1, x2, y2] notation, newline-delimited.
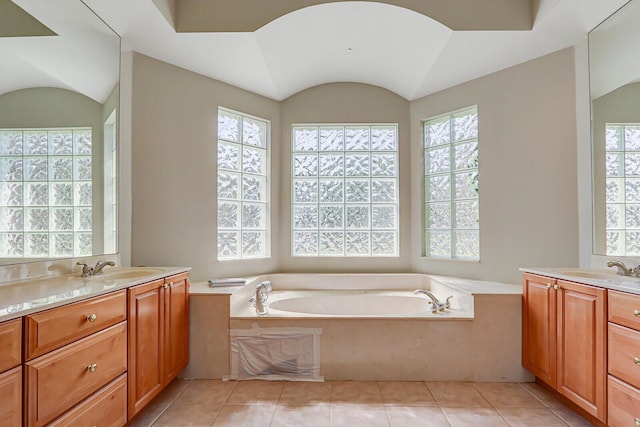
[520, 267, 640, 295]
[0, 266, 191, 322]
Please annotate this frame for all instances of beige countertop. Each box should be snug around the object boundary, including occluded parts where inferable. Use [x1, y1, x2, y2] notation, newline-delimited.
[520, 267, 640, 295]
[0, 266, 190, 322]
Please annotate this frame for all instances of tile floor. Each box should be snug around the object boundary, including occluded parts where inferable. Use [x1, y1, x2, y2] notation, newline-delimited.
[129, 380, 595, 427]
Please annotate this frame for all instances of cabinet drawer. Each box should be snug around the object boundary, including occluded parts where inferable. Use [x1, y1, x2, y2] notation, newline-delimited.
[609, 375, 640, 427]
[25, 289, 126, 360]
[609, 290, 640, 330]
[609, 322, 640, 389]
[0, 318, 21, 372]
[25, 321, 127, 427]
[0, 365, 21, 427]
[48, 373, 127, 427]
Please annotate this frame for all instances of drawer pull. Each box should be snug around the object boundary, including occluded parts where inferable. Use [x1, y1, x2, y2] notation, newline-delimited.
[163, 283, 169, 289]
[634, 309, 640, 317]
[87, 363, 98, 373]
[87, 313, 97, 322]
[635, 418, 640, 426]
[635, 357, 640, 366]
[553, 284, 559, 290]
[547, 283, 552, 289]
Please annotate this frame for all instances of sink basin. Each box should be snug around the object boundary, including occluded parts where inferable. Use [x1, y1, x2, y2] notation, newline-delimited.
[558, 269, 629, 281]
[87, 267, 164, 281]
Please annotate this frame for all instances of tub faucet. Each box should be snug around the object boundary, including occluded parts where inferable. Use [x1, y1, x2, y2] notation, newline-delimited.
[250, 281, 272, 315]
[607, 260, 640, 277]
[414, 290, 453, 314]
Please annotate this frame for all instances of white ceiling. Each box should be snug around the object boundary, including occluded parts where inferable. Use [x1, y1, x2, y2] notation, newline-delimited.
[3, 0, 633, 103]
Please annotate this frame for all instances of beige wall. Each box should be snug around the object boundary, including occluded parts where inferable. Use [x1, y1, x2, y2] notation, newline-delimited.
[592, 82, 640, 254]
[130, 53, 281, 280]
[410, 47, 579, 283]
[129, 48, 579, 284]
[279, 83, 412, 272]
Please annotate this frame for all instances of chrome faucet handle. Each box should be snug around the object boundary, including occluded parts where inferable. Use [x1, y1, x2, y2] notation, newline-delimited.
[445, 296, 453, 309]
[76, 262, 93, 277]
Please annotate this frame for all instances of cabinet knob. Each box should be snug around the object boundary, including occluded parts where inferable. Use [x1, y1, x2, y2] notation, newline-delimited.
[634, 310, 640, 317]
[553, 285, 559, 290]
[634, 357, 640, 366]
[163, 283, 169, 289]
[547, 283, 552, 289]
[87, 313, 97, 322]
[87, 363, 98, 373]
[635, 418, 640, 426]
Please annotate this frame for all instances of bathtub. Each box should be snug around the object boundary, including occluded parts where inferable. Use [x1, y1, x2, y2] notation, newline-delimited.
[224, 273, 529, 382]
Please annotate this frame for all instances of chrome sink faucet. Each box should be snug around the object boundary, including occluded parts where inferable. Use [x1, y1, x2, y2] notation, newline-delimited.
[414, 290, 453, 314]
[76, 260, 116, 277]
[607, 260, 634, 276]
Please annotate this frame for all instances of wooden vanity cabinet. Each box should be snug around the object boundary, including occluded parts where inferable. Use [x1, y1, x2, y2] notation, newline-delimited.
[128, 272, 190, 419]
[0, 318, 22, 427]
[522, 273, 606, 422]
[608, 290, 640, 425]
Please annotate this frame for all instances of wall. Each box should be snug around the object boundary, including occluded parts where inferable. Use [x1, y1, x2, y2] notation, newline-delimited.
[279, 83, 412, 272]
[410, 47, 580, 283]
[130, 49, 580, 284]
[130, 53, 281, 280]
[592, 82, 640, 254]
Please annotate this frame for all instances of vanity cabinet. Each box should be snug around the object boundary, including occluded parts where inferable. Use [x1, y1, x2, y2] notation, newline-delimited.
[128, 272, 190, 419]
[0, 318, 22, 427]
[607, 289, 640, 425]
[23, 291, 128, 427]
[522, 273, 606, 422]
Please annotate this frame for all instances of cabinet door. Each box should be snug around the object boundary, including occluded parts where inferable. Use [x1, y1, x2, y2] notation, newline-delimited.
[556, 280, 606, 421]
[164, 273, 190, 384]
[0, 366, 21, 427]
[522, 273, 557, 387]
[128, 279, 164, 419]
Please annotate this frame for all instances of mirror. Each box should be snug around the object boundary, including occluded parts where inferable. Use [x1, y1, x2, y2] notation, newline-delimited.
[590, 0, 640, 255]
[0, 0, 119, 263]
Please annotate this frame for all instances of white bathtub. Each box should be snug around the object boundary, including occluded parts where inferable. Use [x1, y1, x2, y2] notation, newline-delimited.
[222, 273, 528, 381]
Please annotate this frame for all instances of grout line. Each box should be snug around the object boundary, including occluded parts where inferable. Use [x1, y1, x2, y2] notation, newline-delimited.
[148, 379, 194, 427]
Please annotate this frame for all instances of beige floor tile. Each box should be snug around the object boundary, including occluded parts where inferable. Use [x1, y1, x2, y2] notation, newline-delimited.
[441, 408, 509, 427]
[520, 382, 565, 408]
[331, 404, 390, 427]
[378, 381, 437, 406]
[171, 380, 237, 407]
[385, 406, 450, 427]
[211, 405, 276, 427]
[331, 381, 384, 404]
[279, 381, 332, 405]
[270, 405, 331, 427]
[426, 382, 491, 408]
[129, 379, 192, 427]
[498, 408, 570, 427]
[473, 383, 544, 408]
[152, 403, 218, 427]
[226, 381, 284, 405]
[550, 407, 594, 426]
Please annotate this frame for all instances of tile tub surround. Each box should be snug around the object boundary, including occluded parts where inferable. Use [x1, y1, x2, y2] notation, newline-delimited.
[129, 379, 593, 427]
[188, 273, 528, 382]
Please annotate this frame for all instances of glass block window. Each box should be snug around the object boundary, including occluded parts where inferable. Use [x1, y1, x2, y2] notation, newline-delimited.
[292, 124, 399, 256]
[605, 123, 640, 255]
[424, 107, 479, 260]
[217, 108, 269, 260]
[0, 128, 93, 258]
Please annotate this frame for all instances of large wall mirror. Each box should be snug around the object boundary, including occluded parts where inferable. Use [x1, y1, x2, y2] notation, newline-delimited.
[590, 0, 640, 256]
[0, 0, 120, 264]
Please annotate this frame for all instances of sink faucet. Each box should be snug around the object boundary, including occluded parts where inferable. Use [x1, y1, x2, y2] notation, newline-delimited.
[76, 260, 116, 277]
[607, 260, 633, 276]
[250, 281, 272, 315]
[414, 290, 453, 314]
